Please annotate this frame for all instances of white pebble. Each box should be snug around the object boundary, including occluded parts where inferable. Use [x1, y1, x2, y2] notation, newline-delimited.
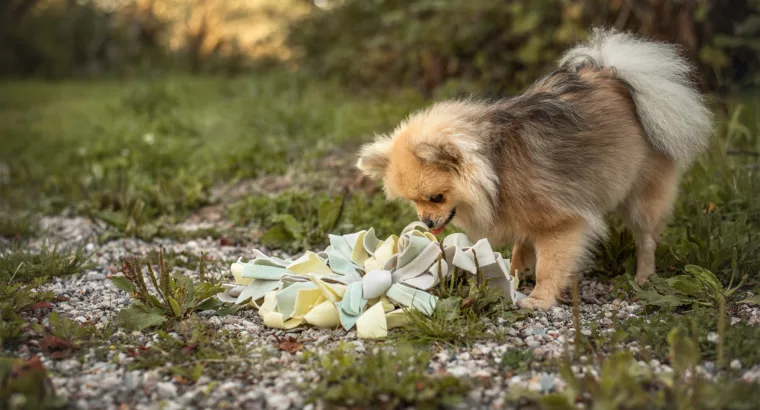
[156, 382, 178, 399]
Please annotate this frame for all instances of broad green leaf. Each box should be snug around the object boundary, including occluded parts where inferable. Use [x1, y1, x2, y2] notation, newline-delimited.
[667, 327, 700, 374]
[318, 196, 343, 232]
[215, 303, 246, 316]
[666, 275, 703, 297]
[190, 362, 204, 381]
[116, 306, 167, 331]
[195, 283, 225, 302]
[279, 214, 303, 239]
[110, 276, 135, 294]
[739, 295, 760, 305]
[195, 297, 223, 312]
[168, 297, 181, 317]
[48, 311, 62, 333]
[146, 294, 165, 310]
[261, 223, 296, 246]
[685, 265, 723, 295]
[629, 280, 691, 308]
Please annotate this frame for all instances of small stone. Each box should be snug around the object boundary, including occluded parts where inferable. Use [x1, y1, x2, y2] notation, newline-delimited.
[316, 335, 330, 344]
[448, 366, 470, 377]
[208, 316, 222, 327]
[86, 271, 105, 281]
[731, 360, 742, 370]
[157, 382, 178, 399]
[704, 362, 715, 372]
[539, 374, 555, 392]
[266, 394, 291, 410]
[57, 359, 78, 373]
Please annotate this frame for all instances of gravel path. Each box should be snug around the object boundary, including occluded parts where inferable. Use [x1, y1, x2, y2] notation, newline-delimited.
[6, 216, 760, 410]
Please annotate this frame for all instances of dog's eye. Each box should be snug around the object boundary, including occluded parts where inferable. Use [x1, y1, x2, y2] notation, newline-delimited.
[429, 194, 444, 203]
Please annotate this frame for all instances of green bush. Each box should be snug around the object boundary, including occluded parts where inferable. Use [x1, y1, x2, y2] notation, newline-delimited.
[0, 0, 250, 78]
[286, 0, 760, 95]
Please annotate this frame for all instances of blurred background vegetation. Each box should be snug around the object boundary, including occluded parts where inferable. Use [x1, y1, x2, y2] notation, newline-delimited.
[1, 0, 759, 264]
[1, 0, 759, 95]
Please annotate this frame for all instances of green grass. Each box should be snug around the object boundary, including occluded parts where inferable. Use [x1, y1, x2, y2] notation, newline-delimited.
[1, 71, 760, 407]
[227, 190, 417, 251]
[125, 322, 261, 382]
[306, 344, 472, 409]
[0, 242, 93, 283]
[0, 212, 38, 240]
[0, 72, 424, 239]
[111, 248, 241, 331]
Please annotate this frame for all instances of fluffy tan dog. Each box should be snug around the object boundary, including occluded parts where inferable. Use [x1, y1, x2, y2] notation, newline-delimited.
[356, 28, 714, 310]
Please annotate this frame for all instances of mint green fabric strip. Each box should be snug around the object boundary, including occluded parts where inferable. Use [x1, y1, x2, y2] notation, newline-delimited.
[239, 264, 295, 280]
[341, 282, 366, 316]
[236, 279, 282, 304]
[329, 233, 357, 259]
[325, 245, 359, 276]
[392, 242, 442, 282]
[362, 227, 380, 255]
[337, 282, 367, 330]
[276, 282, 319, 320]
[385, 283, 437, 315]
[396, 235, 433, 268]
[320, 271, 363, 285]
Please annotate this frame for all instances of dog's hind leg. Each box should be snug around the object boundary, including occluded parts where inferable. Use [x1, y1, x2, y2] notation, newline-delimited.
[622, 153, 679, 286]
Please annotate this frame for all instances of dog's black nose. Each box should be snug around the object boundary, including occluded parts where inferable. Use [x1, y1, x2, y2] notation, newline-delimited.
[422, 219, 434, 229]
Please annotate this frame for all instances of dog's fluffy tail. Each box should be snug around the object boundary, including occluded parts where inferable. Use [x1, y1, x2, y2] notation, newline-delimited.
[559, 27, 714, 166]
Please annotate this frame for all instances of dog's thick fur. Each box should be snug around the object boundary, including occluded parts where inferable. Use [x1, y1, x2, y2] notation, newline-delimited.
[356, 28, 714, 310]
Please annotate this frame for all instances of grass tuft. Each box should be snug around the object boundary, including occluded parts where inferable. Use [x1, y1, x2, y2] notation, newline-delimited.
[0, 242, 93, 283]
[398, 263, 507, 346]
[111, 248, 241, 331]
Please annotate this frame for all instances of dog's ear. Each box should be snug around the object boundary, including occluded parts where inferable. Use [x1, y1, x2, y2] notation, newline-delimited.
[356, 136, 393, 179]
[414, 141, 466, 171]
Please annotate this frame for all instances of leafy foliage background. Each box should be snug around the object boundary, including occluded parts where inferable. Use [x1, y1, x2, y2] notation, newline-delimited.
[285, 0, 760, 95]
[2, 0, 759, 95]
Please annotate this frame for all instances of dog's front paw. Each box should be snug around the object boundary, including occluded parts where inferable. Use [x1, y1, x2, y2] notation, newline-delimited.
[635, 274, 650, 287]
[516, 296, 555, 311]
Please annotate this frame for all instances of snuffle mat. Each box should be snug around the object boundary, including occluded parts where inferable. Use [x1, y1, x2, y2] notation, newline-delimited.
[217, 222, 525, 339]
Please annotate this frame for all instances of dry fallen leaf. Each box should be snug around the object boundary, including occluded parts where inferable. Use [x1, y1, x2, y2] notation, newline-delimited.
[40, 336, 79, 360]
[31, 302, 53, 311]
[275, 336, 304, 354]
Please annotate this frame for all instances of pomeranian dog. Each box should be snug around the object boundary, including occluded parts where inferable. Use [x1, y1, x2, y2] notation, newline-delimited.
[355, 28, 714, 310]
